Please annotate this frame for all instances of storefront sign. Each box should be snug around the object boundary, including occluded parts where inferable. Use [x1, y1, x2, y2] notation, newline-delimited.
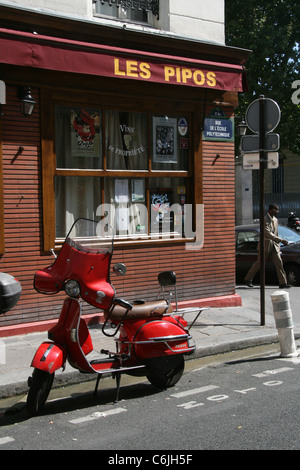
[0, 29, 246, 93]
[113, 58, 219, 89]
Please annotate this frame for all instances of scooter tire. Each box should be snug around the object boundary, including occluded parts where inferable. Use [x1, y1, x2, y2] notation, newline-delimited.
[146, 355, 184, 390]
[26, 368, 54, 416]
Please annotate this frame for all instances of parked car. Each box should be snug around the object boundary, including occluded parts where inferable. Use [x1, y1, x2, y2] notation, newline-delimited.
[235, 224, 300, 286]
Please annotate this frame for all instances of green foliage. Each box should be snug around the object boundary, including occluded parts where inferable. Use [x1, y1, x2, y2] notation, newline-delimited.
[225, 0, 300, 153]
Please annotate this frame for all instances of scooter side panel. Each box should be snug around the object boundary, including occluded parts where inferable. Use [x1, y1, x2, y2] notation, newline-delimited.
[133, 320, 193, 359]
[31, 341, 67, 374]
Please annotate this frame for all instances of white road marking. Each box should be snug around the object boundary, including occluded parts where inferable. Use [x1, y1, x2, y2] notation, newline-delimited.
[177, 401, 204, 409]
[234, 388, 256, 394]
[252, 367, 293, 378]
[69, 407, 127, 424]
[0, 437, 15, 445]
[170, 385, 219, 399]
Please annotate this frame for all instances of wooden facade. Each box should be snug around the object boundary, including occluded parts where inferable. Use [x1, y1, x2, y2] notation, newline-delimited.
[0, 7, 248, 336]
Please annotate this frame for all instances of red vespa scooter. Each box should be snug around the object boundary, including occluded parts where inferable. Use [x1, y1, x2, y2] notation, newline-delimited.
[26, 218, 199, 416]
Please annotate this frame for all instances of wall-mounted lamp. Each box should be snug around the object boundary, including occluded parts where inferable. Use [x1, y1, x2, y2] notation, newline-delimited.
[20, 87, 36, 116]
[238, 119, 247, 136]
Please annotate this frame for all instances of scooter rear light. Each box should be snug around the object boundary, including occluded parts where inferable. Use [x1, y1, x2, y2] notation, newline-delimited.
[65, 280, 80, 297]
[187, 336, 196, 354]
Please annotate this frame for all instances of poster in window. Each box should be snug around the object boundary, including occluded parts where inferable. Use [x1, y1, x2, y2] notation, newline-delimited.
[131, 179, 145, 202]
[153, 117, 177, 163]
[115, 179, 129, 204]
[150, 189, 174, 231]
[71, 109, 101, 157]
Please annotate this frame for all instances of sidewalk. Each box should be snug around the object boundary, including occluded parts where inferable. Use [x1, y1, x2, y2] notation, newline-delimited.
[1, 286, 300, 399]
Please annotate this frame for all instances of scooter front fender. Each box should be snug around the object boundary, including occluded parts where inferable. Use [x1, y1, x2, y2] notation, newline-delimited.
[31, 341, 67, 374]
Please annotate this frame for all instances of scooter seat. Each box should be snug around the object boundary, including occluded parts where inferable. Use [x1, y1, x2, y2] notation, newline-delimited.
[105, 299, 172, 321]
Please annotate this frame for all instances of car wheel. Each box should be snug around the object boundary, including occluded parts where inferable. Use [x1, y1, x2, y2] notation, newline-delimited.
[285, 265, 300, 286]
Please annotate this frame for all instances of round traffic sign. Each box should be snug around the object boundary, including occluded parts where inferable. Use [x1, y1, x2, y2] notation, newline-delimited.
[245, 97, 281, 134]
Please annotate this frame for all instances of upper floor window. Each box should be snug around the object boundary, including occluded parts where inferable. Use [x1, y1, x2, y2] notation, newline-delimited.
[93, 0, 159, 23]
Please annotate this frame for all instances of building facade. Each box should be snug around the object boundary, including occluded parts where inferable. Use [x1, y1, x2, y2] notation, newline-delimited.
[0, 0, 248, 336]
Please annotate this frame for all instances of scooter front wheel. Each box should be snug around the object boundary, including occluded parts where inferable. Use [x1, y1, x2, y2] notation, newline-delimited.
[146, 355, 184, 390]
[26, 369, 54, 416]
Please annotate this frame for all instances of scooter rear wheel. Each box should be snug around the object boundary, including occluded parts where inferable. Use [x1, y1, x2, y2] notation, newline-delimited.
[146, 355, 184, 390]
[26, 368, 54, 416]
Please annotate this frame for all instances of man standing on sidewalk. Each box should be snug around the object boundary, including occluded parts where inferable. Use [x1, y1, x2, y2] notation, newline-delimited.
[245, 204, 291, 289]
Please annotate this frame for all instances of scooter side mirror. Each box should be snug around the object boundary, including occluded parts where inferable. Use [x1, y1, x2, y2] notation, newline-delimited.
[113, 263, 127, 276]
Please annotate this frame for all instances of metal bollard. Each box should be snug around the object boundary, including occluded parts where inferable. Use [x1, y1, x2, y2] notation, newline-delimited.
[271, 290, 298, 358]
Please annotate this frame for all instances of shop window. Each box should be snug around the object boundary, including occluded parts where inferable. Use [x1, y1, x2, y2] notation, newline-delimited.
[92, 0, 158, 23]
[53, 104, 191, 244]
[105, 111, 148, 170]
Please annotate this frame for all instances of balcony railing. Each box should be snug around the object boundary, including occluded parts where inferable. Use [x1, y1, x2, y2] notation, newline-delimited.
[93, 0, 159, 20]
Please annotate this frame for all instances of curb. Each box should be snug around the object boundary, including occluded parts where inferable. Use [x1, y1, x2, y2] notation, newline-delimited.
[0, 333, 285, 400]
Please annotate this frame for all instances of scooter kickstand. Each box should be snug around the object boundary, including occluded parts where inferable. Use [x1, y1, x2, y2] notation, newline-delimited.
[94, 374, 102, 397]
[114, 372, 121, 404]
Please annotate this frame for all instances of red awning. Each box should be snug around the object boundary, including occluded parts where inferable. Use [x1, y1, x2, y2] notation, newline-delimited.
[0, 28, 246, 92]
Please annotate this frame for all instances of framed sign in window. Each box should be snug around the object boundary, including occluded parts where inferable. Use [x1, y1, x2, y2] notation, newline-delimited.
[131, 179, 145, 202]
[150, 188, 174, 232]
[70, 108, 101, 158]
[153, 116, 177, 164]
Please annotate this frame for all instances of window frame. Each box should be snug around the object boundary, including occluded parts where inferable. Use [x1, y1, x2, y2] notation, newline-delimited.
[41, 89, 200, 252]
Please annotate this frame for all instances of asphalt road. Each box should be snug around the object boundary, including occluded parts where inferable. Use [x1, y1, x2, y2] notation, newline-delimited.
[1, 342, 300, 451]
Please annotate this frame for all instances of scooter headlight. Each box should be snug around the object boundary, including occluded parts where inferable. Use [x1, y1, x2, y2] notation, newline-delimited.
[65, 280, 80, 297]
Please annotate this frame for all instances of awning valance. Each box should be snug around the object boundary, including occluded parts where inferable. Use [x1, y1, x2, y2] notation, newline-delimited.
[0, 28, 247, 92]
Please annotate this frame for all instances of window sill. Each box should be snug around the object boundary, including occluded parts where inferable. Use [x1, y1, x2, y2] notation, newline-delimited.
[54, 235, 194, 250]
[92, 13, 156, 30]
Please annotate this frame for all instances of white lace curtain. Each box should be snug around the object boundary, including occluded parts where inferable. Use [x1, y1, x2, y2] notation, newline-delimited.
[55, 107, 148, 238]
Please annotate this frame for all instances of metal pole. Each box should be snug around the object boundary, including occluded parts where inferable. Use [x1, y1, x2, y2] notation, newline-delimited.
[259, 95, 266, 326]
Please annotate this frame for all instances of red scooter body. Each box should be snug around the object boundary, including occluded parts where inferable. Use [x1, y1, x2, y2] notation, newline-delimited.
[34, 234, 115, 310]
[27, 218, 197, 416]
[116, 314, 191, 360]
